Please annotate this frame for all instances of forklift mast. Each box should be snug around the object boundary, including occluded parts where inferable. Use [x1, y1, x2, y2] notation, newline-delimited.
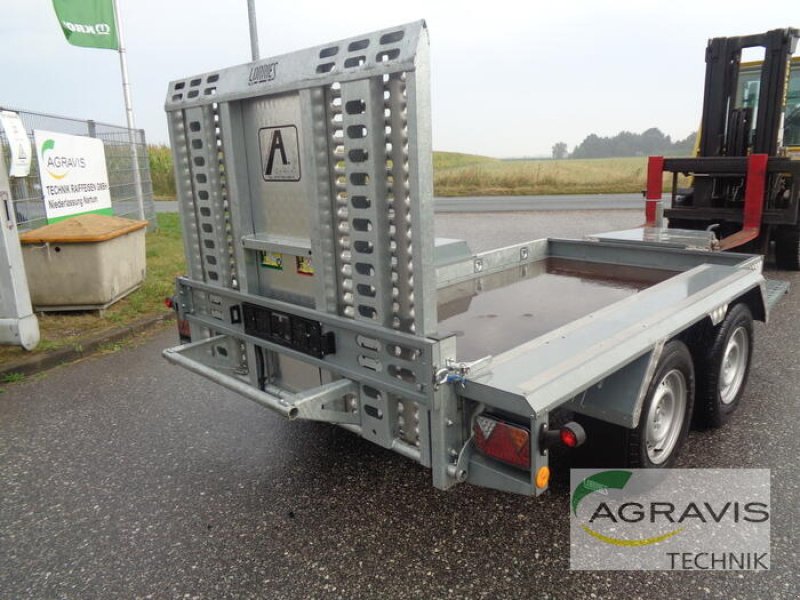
[699, 28, 798, 157]
[658, 27, 800, 268]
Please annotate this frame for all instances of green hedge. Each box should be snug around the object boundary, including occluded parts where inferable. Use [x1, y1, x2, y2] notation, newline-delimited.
[148, 144, 176, 198]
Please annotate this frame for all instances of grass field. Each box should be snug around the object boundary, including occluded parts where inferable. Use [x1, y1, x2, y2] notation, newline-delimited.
[433, 153, 683, 196]
[149, 146, 681, 198]
[0, 214, 184, 366]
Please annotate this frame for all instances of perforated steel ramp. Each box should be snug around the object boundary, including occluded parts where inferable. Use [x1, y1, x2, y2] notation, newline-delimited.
[164, 21, 440, 467]
[765, 279, 790, 312]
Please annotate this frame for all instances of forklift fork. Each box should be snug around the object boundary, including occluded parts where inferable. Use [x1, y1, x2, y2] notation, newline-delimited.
[718, 154, 768, 250]
[647, 154, 769, 251]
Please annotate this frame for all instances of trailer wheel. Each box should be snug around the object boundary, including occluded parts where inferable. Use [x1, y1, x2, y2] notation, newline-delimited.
[626, 341, 694, 468]
[695, 304, 753, 428]
[774, 226, 800, 271]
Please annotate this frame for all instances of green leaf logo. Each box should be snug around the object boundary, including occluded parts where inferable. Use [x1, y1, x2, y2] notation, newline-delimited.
[572, 470, 633, 516]
[572, 470, 684, 547]
[41, 138, 68, 180]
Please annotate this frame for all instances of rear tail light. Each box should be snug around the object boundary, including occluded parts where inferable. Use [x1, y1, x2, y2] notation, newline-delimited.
[473, 415, 531, 470]
[166, 295, 191, 342]
[177, 317, 191, 341]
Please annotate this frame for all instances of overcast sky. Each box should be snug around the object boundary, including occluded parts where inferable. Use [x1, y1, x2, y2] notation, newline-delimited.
[3, 1, 797, 157]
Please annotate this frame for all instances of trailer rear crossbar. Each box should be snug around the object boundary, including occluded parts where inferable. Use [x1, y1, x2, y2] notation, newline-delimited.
[163, 336, 360, 422]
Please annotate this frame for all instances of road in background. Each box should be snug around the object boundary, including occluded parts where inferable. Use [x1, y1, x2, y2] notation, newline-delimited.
[1, 210, 797, 598]
[434, 193, 643, 212]
[154, 193, 646, 215]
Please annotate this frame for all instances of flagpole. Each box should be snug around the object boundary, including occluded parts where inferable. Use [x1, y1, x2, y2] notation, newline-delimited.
[247, 0, 260, 61]
[112, 0, 145, 221]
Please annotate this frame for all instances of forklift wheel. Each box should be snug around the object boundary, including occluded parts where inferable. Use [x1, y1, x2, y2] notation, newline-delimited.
[694, 304, 754, 428]
[775, 227, 800, 271]
[625, 341, 695, 468]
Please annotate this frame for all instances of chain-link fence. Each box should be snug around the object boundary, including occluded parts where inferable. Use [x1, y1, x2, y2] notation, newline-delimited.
[0, 107, 156, 231]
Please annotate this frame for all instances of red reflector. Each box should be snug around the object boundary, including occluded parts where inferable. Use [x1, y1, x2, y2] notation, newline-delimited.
[165, 297, 175, 309]
[177, 318, 191, 340]
[560, 427, 578, 448]
[473, 415, 531, 470]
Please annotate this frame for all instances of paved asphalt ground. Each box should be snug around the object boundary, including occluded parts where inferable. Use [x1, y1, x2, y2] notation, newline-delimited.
[2, 210, 798, 599]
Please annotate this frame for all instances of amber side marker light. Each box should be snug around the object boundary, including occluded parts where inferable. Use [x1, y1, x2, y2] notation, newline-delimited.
[535, 466, 550, 489]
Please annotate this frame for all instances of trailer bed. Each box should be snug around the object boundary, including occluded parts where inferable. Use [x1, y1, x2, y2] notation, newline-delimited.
[438, 258, 676, 360]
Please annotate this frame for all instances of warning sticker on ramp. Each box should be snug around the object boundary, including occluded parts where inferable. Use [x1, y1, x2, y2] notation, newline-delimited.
[259, 125, 301, 182]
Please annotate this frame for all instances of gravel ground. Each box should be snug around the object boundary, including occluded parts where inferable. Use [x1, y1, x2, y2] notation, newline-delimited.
[0, 210, 797, 599]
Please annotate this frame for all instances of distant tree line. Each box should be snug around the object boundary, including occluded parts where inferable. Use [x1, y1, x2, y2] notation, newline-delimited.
[551, 141, 568, 160]
[552, 128, 697, 160]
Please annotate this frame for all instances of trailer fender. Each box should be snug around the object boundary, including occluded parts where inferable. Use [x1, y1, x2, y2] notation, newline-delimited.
[565, 282, 769, 430]
[564, 342, 665, 429]
[742, 283, 768, 323]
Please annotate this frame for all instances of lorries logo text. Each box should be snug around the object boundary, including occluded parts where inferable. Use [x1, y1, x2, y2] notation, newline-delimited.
[249, 62, 278, 85]
[40, 139, 87, 180]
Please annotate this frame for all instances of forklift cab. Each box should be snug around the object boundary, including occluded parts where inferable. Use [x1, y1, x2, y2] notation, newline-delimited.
[736, 57, 800, 152]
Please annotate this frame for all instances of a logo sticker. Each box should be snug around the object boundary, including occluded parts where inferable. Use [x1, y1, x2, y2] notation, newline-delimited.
[40, 138, 87, 180]
[570, 469, 770, 570]
[249, 62, 278, 85]
[261, 252, 283, 270]
[259, 125, 300, 182]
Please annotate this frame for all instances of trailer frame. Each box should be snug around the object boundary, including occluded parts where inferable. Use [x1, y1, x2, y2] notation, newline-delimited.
[163, 21, 787, 497]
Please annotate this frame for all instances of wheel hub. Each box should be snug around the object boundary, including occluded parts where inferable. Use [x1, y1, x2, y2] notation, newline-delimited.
[719, 326, 749, 405]
[645, 369, 687, 464]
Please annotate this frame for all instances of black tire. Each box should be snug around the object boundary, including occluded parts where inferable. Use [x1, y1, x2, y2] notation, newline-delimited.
[694, 304, 754, 429]
[625, 340, 695, 468]
[775, 226, 800, 271]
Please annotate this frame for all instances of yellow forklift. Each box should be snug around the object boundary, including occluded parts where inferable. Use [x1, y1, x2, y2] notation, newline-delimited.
[654, 28, 800, 268]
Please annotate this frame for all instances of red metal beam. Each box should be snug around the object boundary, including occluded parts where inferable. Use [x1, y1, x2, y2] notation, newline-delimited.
[645, 156, 664, 226]
[719, 153, 768, 250]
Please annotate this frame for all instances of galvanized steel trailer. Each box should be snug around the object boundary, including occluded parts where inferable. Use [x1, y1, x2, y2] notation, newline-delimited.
[163, 21, 787, 496]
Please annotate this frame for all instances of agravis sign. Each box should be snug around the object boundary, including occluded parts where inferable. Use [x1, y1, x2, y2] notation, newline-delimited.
[34, 130, 113, 223]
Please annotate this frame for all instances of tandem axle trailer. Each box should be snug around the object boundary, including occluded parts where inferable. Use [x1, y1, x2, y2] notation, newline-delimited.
[163, 21, 787, 496]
